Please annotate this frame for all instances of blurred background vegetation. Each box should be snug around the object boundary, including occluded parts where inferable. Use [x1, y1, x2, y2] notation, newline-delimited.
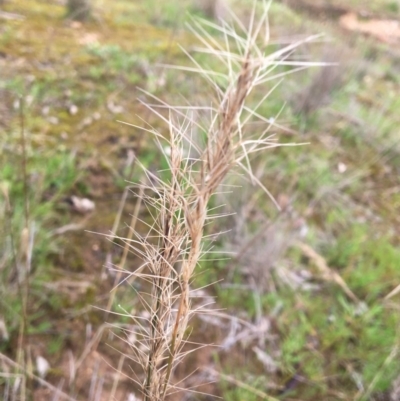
[1, 0, 400, 400]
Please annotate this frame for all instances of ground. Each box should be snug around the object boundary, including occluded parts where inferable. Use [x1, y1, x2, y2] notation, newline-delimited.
[1, 0, 400, 400]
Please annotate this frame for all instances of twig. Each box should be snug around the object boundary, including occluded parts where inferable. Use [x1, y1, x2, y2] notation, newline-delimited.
[204, 367, 281, 401]
[0, 11, 25, 20]
[295, 241, 360, 303]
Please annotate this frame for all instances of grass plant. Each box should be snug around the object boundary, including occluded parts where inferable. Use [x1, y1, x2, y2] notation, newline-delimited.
[111, 3, 325, 399]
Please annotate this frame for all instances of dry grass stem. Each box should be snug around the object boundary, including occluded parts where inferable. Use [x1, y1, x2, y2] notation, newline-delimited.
[113, 3, 323, 400]
[295, 241, 360, 303]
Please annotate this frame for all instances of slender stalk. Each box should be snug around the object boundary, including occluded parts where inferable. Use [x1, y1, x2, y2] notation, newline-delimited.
[16, 97, 31, 399]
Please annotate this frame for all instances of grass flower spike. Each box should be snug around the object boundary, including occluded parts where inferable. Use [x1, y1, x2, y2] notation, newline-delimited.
[117, 2, 322, 400]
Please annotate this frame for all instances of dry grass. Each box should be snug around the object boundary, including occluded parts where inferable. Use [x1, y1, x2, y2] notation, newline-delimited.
[110, 3, 324, 399]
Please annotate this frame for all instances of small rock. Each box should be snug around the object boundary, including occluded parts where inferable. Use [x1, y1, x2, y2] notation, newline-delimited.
[68, 196, 95, 214]
[48, 116, 59, 125]
[80, 116, 93, 127]
[36, 356, 50, 379]
[69, 104, 78, 115]
[107, 101, 124, 114]
[93, 111, 101, 120]
[338, 162, 347, 173]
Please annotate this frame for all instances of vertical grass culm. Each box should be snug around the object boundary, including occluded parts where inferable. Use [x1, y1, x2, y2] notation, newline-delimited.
[113, 2, 322, 399]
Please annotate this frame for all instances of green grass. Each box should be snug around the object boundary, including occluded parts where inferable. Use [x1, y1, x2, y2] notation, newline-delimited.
[0, 145, 88, 343]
